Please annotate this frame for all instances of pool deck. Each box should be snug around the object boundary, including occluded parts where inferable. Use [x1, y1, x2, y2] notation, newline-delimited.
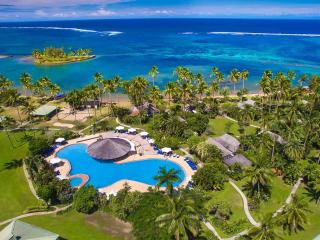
[47, 131, 195, 195]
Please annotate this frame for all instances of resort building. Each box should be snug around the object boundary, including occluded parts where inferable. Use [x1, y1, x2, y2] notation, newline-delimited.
[0, 220, 59, 240]
[237, 99, 256, 109]
[207, 134, 252, 167]
[31, 105, 57, 118]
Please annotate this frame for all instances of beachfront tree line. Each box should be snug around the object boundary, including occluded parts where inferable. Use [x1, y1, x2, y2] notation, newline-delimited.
[1, 66, 320, 239]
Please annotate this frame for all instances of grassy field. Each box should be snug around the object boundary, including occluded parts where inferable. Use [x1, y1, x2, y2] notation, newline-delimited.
[282, 186, 320, 240]
[22, 210, 132, 240]
[235, 176, 292, 222]
[205, 182, 250, 238]
[207, 116, 257, 138]
[0, 131, 40, 221]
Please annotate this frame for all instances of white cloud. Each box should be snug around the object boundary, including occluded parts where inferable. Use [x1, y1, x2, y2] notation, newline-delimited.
[6, 0, 129, 7]
[89, 8, 115, 16]
[34, 9, 46, 16]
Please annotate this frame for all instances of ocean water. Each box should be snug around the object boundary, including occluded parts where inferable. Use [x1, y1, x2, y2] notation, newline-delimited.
[57, 143, 185, 188]
[0, 18, 320, 91]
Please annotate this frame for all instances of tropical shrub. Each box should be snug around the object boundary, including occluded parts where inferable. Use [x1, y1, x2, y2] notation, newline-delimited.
[208, 201, 232, 220]
[28, 136, 51, 156]
[37, 185, 56, 205]
[192, 163, 228, 191]
[109, 185, 142, 220]
[283, 161, 307, 185]
[73, 185, 100, 214]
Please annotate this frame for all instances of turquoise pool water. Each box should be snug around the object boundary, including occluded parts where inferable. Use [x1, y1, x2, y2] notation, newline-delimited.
[70, 177, 83, 187]
[57, 144, 185, 188]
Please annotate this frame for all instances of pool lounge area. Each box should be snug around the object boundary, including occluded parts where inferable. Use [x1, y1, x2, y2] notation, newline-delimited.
[47, 131, 195, 195]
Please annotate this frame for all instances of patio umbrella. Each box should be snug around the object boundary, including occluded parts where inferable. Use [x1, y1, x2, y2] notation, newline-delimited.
[161, 147, 172, 154]
[148, 139, 155, 144]
[116, 126, 125, 131]
[139, 131, 149, 137]
[128, 128, 137, 133]
[55, 137, 65, 143]
[56, 175, 67, 180]
[50, 157, 62, 164]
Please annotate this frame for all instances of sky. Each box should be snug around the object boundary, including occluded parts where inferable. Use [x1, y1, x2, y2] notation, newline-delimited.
[1, 0, 320, 21]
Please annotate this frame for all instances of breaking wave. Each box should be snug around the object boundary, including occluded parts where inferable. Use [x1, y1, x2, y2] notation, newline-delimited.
[207, 31, 320, 37]
[0, 26, 123, 36]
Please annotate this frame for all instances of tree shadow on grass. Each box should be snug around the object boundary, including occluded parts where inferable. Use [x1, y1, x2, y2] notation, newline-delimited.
[1, 158, 23, 171]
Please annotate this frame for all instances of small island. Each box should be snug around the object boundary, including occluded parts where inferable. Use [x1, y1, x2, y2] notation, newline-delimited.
[32, 47, 95, 65]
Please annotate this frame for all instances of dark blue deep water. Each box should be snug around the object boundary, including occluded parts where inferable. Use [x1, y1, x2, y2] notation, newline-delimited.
[0, 18, 320, 91]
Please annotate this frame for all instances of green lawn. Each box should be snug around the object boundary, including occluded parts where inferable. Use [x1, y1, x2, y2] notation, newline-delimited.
[281, 186, 320, 240]
[21, 210, 129, 240]
[236, 176, 292, 222]
[0, 131, 40, 221]
[207, 116, 257, 138]
[205, 182, 251, 238]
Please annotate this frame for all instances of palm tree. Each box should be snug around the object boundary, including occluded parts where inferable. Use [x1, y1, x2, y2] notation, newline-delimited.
[149, 65, 159, 87]
[195, 73, 208, 100]
[210, 81, 219, 98]
[149, 86, 163, 108]
[240, 69, 249, 89]
[153, 166, 181, 195]
[305, 183, 320, 204]
[243, 166, 273, 200]
[0, 75, 14, 93]
[156, 192, 200, 240]
[248, 214, 283, 240]
[20, 72, 32, 96]
[220, 86, 230, 100]
[5, 89, 23, 124]
[128, 76, 149, 107]
[164, 82, 176, 107]
[284, 140, 304, 161]
[22, 99, 36, 123]
[279, 196, 310, 235]
[299, 74, 308, 87]
[230, 68, 240, 94]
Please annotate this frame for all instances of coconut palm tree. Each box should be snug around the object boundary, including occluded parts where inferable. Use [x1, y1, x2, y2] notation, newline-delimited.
[279, 196, 310, 235]
[20, 72, 32, 96]
[164, 82, 176, 107]
[48, 83, 61, 99]
[128, 76, 149, 107]
[65, 90, 84, 121]
[210, 81, 219, 98]
[0, 75, 14, 93]
[305, 183, 320, 204]
[4, 89, 23, 124]
[243, 166, 273, 200]
[149, 86, 163, 108]
[156, 192, 200, 240]
[154, 166, 181, 195]
[195, 73, 208, 100]
[240, 69, 249, 89]
[22, 99, 36, 123]
[248, 214, 283, 240]
[230, 68, 240, 94]
[149, 65, 159, 87]
[284, 140, 304, 161]
[220, 86, 230, 100]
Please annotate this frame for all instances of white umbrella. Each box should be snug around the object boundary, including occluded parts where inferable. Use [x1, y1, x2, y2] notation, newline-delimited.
[148, 139, 155, 144]
[55, 137, 65, 143]
[140, 131, 149, 137]
[50, 157, 62, 164]
[116, 126, 125, 131]
[161, 147, 172, 154]
[56, 175, 67, 180]
[128, 128, 137, 133]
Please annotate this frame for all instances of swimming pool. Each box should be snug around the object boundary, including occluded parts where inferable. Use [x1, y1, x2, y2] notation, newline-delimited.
[57, 144, 185, 188]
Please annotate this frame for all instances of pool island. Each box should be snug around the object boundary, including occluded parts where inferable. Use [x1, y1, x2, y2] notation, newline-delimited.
[32, 47, 95, 65]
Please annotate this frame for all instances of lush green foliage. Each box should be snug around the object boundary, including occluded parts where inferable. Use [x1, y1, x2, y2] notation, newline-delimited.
[73, 185, 100, 214]
[193, 163, 228, 191]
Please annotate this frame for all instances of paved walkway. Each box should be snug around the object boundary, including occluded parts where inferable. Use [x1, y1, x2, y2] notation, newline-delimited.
[0, 205, 72, 226]
[229, 180, 260, 227]
[22, 162, 39, 200]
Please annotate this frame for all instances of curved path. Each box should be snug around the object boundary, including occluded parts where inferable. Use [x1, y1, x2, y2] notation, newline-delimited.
[0, 204, 72, 226]
[228, 180, 260, 227]
[22, 162, 40, 200]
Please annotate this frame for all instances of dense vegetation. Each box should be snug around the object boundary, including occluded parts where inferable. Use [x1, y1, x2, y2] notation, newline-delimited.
[32, 47, 94, 65]
[1, 64, 320, 239]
